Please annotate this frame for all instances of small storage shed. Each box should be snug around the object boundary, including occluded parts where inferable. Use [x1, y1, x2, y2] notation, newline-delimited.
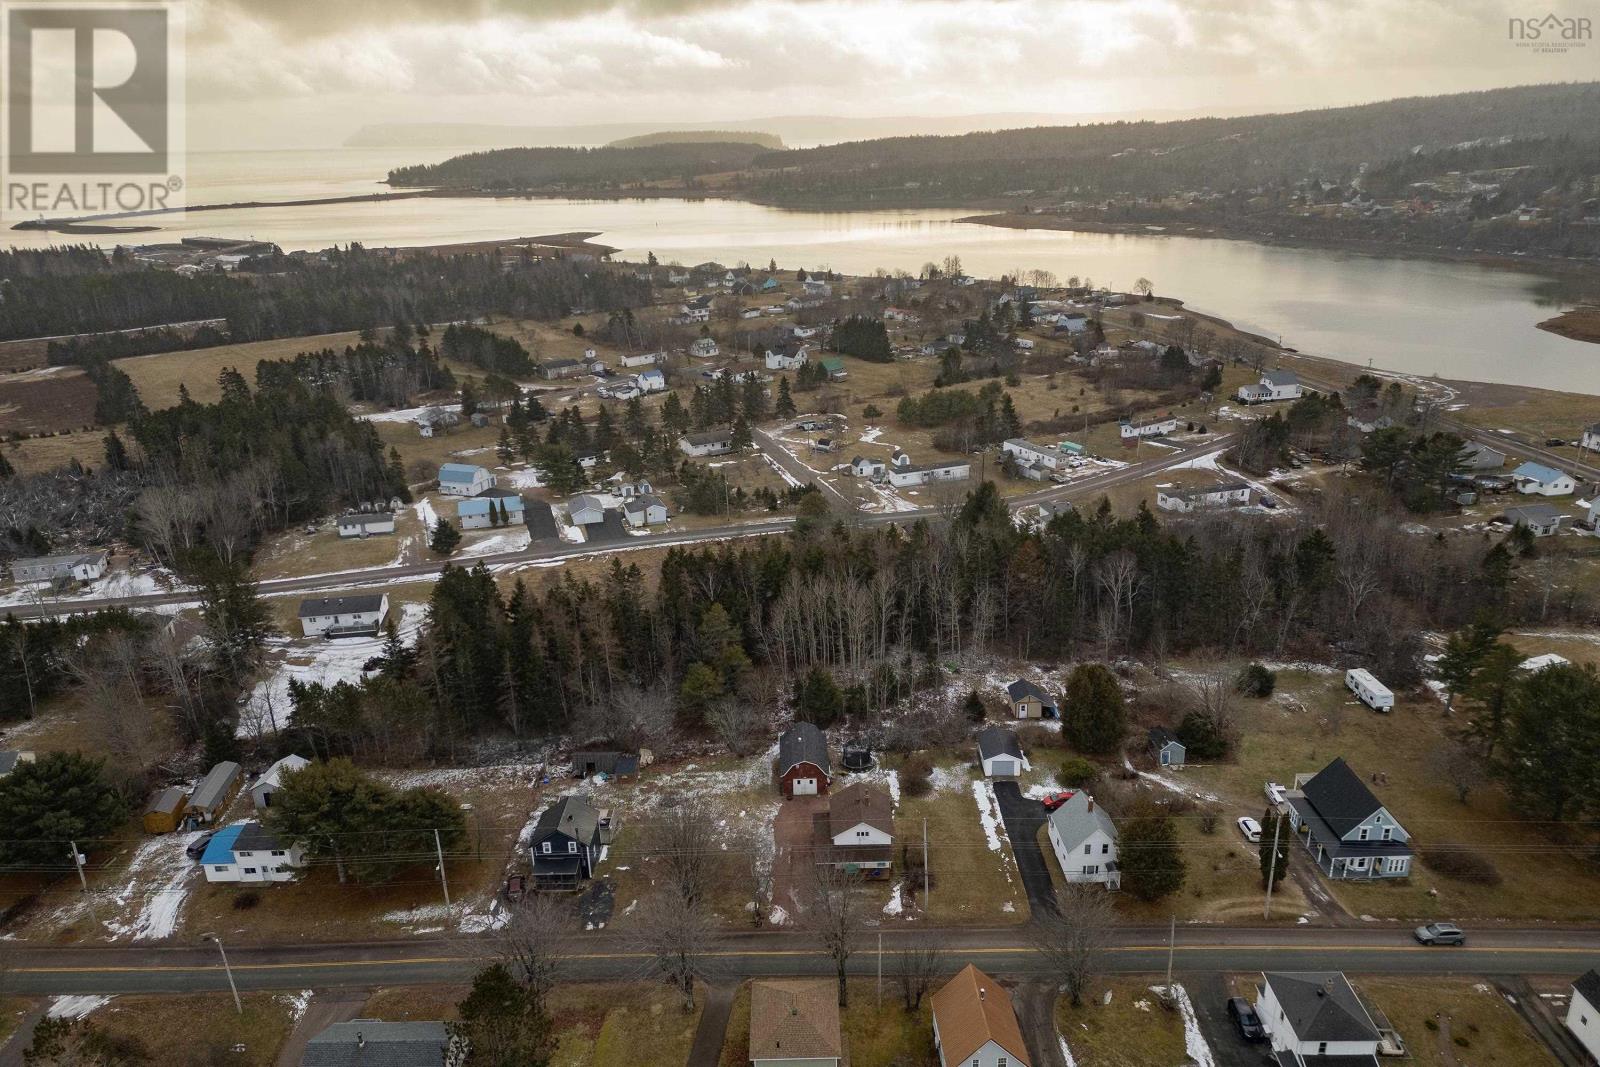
[978, 726, 1025, 779]
[143, 786, 188, 834]
[185, 761, 242, 826]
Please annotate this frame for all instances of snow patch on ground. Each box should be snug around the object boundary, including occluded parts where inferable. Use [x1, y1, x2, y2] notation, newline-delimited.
[279, 990, 314, 1022]
[1057, 1034, 1078, 1067]
[238, 602, 428, 738]
[971, 780, 1005, 853]
[859, 427, 884, 444]
[761, 451, 804, 489]
[502, 465, 545, 489]
[415, 497, 439, 531]
[458, 529, 532, 558]
[0, 568, 181, 609]
[768, 904, 790, 926]
[1122, 757, 1219, 803]
[1151, 984, 1215, 1067]
[883, 884, 904, 916]
[100, 829, 205, 941]
[360, 403, 460, 425]
[48, 995, 111, 1020]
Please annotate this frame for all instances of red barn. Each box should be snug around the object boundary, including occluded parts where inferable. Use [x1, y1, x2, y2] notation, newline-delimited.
[777, 722, 832, 797]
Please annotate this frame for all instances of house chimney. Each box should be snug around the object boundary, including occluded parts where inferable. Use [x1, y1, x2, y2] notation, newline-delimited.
[356, 1033, 366, 1049]
[1086, 797, 1094, 813]
[979, 987, 987, 1001]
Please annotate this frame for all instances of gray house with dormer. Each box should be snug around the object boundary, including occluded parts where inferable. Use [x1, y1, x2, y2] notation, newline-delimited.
[1286, 758, 1412, 880]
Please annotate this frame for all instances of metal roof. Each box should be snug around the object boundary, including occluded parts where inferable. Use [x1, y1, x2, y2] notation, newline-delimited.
[189, 761, 241, 814]
[199, 823, 245, 865]
[438, 463, 488, 482]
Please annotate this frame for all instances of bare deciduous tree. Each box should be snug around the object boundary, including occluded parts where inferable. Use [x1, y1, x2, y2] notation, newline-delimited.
[495, 892, 571, 1003]
[574, 684, 677, 753]
[808, 864, 866, 1007]
[1429, 739, 1480, 805]
[895, 928, 946, 1011]
[651, 795, 720, 908]
[1031, 884, 1115, 1007]
[634, 892, 715, 1013]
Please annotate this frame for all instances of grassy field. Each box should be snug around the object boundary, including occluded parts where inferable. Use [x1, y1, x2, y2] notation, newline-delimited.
[1356, 977, 1556, 1066]
[91, 992, 297, 1067]
[250, 510, 422, 580]
[0, 998, 31, 1044]
[1055, 978, 1190, 1067]
[362, 984, 464, 1021]
[547, 982, 703, 1067]
[1178, 664, 1600, 921]
[118, 331, 372, 406]
[893, 757, 1028, 925]
[0, 367, 98, 435]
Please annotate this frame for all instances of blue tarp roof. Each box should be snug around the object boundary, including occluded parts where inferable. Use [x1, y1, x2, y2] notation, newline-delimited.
[199, 824, 244, 865]
[1511, 461, 1566, 483]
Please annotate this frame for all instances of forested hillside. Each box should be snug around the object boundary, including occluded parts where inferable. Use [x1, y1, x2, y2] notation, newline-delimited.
[386, 141, 771, 190]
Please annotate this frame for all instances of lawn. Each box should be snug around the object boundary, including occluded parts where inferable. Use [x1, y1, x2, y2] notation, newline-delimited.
[250, 509, 422, 581]
[118, 330, 373, 407]
[719, 979, 935, 1067]
[892, 757, 1027, 925]
[1357, 977, 1556, 1067]
[1177, 665, 1600, 921]
[1055, 978, 1190, 1067]
[547, 981, 702, 1067]
[0, 998, 31, 1044]
[91, 992, 297, 1067]
[362, 984, 465, 1021]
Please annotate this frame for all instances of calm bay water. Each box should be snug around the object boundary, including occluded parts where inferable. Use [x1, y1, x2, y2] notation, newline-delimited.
[8, 148, 1598, 394]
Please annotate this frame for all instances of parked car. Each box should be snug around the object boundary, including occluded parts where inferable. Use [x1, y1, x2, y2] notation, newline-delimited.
[1414, 922, 1466, 946]
[185, 831, 216, 860]
[1040, 791, 1076, 812]
[1237, 816, 1263, 843]
[502, 873, 526, 903]
[1227, 997, 1265, 1041]
[1544, 438, 1567, 448]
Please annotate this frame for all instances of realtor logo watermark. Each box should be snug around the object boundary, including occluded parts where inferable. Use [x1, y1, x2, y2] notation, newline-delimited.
[1508, 12, 1591, 52]
[1, 0, 185, 221]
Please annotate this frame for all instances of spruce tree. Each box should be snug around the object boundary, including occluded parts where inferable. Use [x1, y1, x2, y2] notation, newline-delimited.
[430, 517, 462, 556]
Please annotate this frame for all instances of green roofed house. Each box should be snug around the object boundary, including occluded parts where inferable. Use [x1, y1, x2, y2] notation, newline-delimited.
[819, 357, 848, 382]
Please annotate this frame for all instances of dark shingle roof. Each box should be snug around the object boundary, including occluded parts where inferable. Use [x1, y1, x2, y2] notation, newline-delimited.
[1263, 972, 1379, 1043]
[1300, 758, 1385, 839]
[234, 821, 284, 853]
[298, 595, 386, 618]
[828, 781, 893, 837]
[977, 726, 1022, 760]
[778, 722, 830, 777]
[531, 795, 601, 848]
[1005, 679, 1054, 706]
[302, 1020, 451, 1067]
[1148, 726, 1181, 748]
[1575, 968, 1600, 1007]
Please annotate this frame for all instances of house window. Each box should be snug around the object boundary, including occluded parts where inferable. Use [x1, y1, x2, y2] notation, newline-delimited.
[998, 1059, 1008, 1067]
[1359, 828, 1369, 841]
[1083, 844, 1092, 855]
[1082, 865, 1099, 875]
[271, 850, 285, 857]
[243, 867, 257, 875]
[568, 842, 577, 853]
[1319, 1044, 1327, 1055]
[1382, 827, 1393, 840]
[1102, 844, 1110, 854]
[212, 865, 228, 872]
[541, 842, 551, 854]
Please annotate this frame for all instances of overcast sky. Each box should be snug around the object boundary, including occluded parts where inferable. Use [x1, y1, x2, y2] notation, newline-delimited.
[186, 0, 1600, 149]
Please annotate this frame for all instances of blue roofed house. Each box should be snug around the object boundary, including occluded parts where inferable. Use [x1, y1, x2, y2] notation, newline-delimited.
[1510, 461, 1576, 496]
[201, 821, 303, 884]
[457, 490, 526, 530]
[437, 463, 494, 497]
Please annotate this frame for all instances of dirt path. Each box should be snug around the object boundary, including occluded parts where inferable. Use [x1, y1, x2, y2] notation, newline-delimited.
[0, 1002, 45, 1067]
[274, 988, 370, 1067]
[1014, 981, 1068, 1067]
[770, 795, 828, 921]
[686, 981, 738, 1067]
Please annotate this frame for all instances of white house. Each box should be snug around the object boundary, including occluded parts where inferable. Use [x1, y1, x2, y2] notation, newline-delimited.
[850, 455, 887, 479]
[1510, 461, 1576, 496]
[1254, 971, 1382, 1066]
[883, 307, 919, 323]
[10, 551, 109, 585]
[930, 965, 1032, 1067]
[689, 337, 719, 358]
[620, 351, 660, 368]
[298, 594, 389, 638]
[1045, 791, 1120, 889]
[885, 459, 971, 488]
[1459, 440, 1506, 470]
[1565, 970, 1600, 1064]
[1120, 414, 1178, 440]
[763, 341, 809, 370]
[1344, 668, 1394, 711]
[1001, 438, 1072, 479]
[622, 494, 668, 528]
[635, 368, 668, 394]
[1237, 368, 1303, 404]
[825, 781, 893, 876]
[250, 754, 310, 810]
[1056, 313, 1089, 335]
[457, 492, 526, 530]
[1155, 482, 1252, 512]
[1286, 757, 1412, 880]
[201, 822, 303, 884]
[677, 296, 713, 323]
[1504, 503, 1565, 537]
[678, 428, 735, 457]
[568, 494, 608, 527]
[335, 512, 395, 538]
[977, 726, 1024, 779]
[802, 278, 832, 297]
[437, 463, 494, 497]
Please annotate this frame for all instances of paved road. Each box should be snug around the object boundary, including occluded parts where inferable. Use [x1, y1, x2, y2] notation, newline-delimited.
[7, 925, 1598, 996]
[2, 434, 1231, 620]
[989, 783, 1057, 918]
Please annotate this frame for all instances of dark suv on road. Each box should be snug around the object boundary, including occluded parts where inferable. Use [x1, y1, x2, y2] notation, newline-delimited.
[1227, 996, 1265, 1041]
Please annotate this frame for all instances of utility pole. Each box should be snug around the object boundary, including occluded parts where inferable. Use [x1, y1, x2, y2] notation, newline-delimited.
[1264, 813, 1283, 920]
[922, 818, 929, 908]
[203, 934, 242, 1015]
[877, 932, 882, 1009]
[1165, 914, 1175, 993]
[434, 829, 451, 907]
[69, 841, 87, 891]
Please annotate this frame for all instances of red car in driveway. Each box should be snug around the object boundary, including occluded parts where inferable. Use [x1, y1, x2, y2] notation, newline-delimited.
[1040, 791, 1077, 811]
